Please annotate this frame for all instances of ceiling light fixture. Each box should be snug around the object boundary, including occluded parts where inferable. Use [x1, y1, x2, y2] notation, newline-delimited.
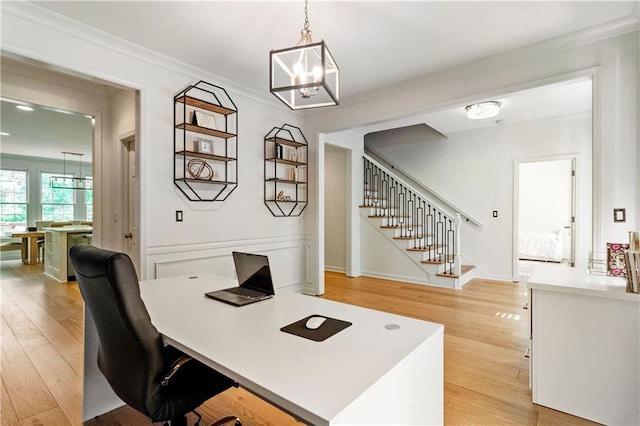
[16, 105, 34, 112]
[269, 0, 339, 110]
[50, 152, 93, 190]
[465, 101, 501, 119]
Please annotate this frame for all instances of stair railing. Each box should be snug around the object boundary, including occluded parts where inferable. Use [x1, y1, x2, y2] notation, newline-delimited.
[362, 156, 460, 276]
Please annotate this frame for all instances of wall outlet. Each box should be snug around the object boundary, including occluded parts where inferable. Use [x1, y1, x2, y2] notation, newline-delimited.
[176, 210, 183, 222]
[492, 210, 498, 218]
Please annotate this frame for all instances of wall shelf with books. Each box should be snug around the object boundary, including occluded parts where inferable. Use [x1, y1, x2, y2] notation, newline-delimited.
[174, 81, 238, 201]
[264, 124, 308, 217]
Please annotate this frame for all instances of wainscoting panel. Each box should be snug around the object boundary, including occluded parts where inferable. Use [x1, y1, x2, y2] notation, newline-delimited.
[146, 236, 304, 291]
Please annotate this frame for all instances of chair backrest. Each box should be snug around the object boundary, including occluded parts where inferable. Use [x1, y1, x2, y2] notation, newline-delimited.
[35, 220, 52, 230]
[69, 245, 166, 416]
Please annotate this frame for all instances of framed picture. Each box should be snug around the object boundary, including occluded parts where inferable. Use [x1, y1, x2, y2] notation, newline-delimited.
[607, 242, 629, 277]
[613, 208, 626, 223]
[195, 138, 214, 155]
[192, 110, 217, 130]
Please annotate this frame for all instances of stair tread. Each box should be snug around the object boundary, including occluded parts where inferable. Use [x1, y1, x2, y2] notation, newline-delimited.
[407, 245, 444, 252]
[436, 272, 459, 279]
[461, 264, 475, 274]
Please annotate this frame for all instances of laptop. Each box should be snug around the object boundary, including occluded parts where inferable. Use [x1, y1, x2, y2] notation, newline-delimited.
[205, 251, 275, 307]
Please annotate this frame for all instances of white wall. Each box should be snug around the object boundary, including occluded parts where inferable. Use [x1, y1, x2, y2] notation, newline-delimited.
[1, 3, 305, 287]
[324, 144, 347, 272]
[307, 28, 638, 288]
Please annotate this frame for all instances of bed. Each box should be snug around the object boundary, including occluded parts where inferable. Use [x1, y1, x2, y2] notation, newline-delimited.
[518, 231, 563, 262]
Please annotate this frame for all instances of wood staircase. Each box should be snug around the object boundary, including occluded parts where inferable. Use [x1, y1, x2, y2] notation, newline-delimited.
[361, 156, 475, 289]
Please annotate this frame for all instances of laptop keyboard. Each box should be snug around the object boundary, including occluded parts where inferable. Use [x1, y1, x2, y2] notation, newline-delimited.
[227, 287, 267, 299]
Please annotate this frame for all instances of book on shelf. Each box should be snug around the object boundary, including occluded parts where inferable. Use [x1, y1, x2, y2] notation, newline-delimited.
[624, 250, 639, 294]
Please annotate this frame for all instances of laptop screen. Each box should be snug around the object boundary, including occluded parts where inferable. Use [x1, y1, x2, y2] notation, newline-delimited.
[232, 252, 275, 295]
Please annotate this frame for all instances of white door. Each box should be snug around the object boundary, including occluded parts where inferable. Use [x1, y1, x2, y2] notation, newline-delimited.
[516, 158, 576, 273]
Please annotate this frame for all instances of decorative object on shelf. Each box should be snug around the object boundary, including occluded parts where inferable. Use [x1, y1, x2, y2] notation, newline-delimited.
[192, 110, 217, 130]
[465, 101, 501, 119]
[264, 124, 308, 216]
[174, 80, 237, 201]
[276, 191, 292, 202]
[289, 167, 298, 181]
[606, 242, 629, 277]
[269, 0, 339, 110]
[49, 151, 93, 190]
[195, 138, 214, 155]
[276, 144, 284, 159]
[187, 159, 214, 181]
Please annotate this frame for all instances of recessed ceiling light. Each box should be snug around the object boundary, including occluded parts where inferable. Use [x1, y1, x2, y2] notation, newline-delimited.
[0, 132, 10, 136]
[465, 101, 501, 119]
[16, 105, 34, 112]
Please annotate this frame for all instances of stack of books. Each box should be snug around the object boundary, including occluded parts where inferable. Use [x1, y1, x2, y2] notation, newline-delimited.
[624, 231, 640, 294]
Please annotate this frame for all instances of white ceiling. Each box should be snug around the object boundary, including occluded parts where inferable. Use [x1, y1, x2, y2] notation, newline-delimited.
[1, 1, 635, 158]
[1, 97, 94, 160]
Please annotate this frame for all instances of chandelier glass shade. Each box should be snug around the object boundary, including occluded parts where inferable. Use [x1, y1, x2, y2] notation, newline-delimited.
[465, 101, 501, 119]
[269, 2, 339, 110]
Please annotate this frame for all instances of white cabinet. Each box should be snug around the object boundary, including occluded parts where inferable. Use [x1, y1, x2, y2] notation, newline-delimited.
[528, 266, 640, 425]
[44, 226, 92, 282]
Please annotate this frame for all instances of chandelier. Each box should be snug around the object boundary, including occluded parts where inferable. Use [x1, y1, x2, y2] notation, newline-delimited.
[50, 152, 92, 190]
[269, 0, 339, 110]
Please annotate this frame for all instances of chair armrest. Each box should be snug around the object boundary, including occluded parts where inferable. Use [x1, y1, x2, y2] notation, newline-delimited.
[161, 355, 192, 387]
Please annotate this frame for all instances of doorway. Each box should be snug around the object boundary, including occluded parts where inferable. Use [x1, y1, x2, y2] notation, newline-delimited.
[516, 157, 576, 278]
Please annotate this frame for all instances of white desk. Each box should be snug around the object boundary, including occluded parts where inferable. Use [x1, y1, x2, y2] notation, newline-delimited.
[136, 274, 444, 425]
[527, 266, 640, 425]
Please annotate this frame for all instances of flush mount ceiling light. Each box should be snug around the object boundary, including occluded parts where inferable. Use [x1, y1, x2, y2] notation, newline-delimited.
[465, 101, 501, 119]
[270, 0, 339, 110]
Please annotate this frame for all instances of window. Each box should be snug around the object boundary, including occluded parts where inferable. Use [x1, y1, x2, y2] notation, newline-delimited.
[85, 177, 93, 221]
[41, 172, 74, 221]
[0, 169, 28, 235]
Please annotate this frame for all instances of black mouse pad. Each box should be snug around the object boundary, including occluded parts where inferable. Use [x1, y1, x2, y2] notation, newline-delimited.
[280, 315, 352, 342]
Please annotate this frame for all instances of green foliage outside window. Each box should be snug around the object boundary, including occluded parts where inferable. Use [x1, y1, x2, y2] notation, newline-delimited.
[41, 172, 75, 221]
[0, 169, 28, 235]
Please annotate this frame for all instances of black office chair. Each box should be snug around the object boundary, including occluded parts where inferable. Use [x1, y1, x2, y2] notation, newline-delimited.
[69, 245, 241, 426]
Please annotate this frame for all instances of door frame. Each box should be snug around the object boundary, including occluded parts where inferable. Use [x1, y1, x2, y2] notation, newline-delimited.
[119, 130, 139, 271]
[513, 154, 580, 280]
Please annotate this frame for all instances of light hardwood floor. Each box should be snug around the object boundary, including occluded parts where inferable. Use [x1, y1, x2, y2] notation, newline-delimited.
[1, 261, 597, 425]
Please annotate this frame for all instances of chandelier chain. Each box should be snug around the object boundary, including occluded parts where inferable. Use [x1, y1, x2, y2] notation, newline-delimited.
[303, 0, 310, 31]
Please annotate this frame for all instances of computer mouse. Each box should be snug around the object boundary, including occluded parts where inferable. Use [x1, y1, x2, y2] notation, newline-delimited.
[305, 316, 327, 330]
